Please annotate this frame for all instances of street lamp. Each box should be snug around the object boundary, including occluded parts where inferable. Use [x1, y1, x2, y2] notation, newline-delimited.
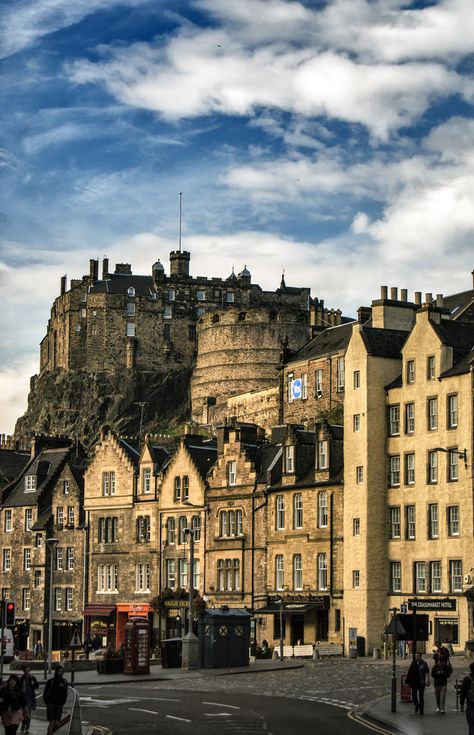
[434, 447, 468, 468]
[181, 527, 199, 669]
[274, 598, 284, 661]
[46, 537, 58, 676]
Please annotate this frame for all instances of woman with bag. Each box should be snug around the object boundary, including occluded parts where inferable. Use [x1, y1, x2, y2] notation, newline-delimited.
[0, 674, 26, 735]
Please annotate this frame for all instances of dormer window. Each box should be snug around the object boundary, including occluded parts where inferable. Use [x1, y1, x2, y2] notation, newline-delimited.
[226, 291, 234, 303]
[127, 287, 135, 297]
[317, 440, 328, 470]
[143, 468, 151, 494]
[25, 476, 36, 493]
[174, 476, 181, 502]
[284, 445, 294, 473]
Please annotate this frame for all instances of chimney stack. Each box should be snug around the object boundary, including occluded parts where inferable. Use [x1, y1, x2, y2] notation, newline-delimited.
[436, 293, 444, 308]
[89, 259, 99, 283]
[390, 287, 398, 300]
[380, 286, 388, 299]
[60, 275, 67, 295]
[414, 292, 422, 305]
[102, 257, 109, 279]
[400, 289, 408, 302]
[425, 293, 433, 305]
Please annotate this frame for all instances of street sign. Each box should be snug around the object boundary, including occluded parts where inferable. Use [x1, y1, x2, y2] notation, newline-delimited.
[408, 598, 456, 612]
[385, 617, 406, 636]
[69, 629, 83, 649]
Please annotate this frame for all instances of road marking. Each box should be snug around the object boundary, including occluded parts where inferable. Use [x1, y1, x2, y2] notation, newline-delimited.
[202, 701, 240, 709]
[166, 715, 192, 723]
[153, 697, 180, 702]
[204, 713, 232, 717]
[129, 708, 160, 715]
[348, 710, 394, 735]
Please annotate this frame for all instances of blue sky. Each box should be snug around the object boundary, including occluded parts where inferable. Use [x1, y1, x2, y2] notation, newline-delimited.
[1, 0, 474, 432]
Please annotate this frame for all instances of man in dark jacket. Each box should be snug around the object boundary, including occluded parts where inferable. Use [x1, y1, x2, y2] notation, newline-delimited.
[43, 666, 68, 735]
[406, 652, 430, 714]
[461, 661, 474, 735]
[431, 655, 452, 713]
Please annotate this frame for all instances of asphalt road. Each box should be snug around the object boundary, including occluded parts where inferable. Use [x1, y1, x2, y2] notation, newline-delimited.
[64, 684, 371, 735]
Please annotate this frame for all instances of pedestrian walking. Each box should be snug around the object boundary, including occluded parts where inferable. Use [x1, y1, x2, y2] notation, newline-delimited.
[431, 655, 452, 713]
[406, 652, 430, 715]
[42, 666, 68, 735]
[33, 642, 42, 661]
[0, 674, 26, 735]
[19, 666, 38, 733]
[434, 641, 450, 660]
[460, 661, 474, 735]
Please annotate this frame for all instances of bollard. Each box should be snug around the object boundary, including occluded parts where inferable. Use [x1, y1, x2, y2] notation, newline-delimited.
[373, 648, 380, 660]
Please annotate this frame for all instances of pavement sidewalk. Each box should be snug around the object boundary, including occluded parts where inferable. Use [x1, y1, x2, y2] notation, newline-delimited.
[356, 656, 470, 735]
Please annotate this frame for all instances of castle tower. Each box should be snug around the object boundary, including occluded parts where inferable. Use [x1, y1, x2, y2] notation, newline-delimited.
[169, 250, 190, 277]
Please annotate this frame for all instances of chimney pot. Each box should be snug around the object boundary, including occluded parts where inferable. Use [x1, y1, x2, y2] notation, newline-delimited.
[400, 289, 408, 302]
[381, 286, 388, 299]
[415, 291, 422, 305]
[436, 293, 444, 307]
[390, 287, 398, 300]
[425, 292, 433, 304]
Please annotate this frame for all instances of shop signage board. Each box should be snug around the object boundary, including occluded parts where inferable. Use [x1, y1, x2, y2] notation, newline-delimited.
[408, 599, 456, 611]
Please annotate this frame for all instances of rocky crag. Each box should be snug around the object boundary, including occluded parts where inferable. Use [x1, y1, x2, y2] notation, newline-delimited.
[15, 367, 192, 448]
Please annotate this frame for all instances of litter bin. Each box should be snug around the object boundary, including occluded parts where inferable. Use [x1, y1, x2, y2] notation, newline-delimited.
[400, 675, 412, 702]
[161, 638, 182, 668]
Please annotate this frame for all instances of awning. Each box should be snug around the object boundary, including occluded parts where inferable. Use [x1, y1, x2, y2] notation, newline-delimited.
[256, 599, 329, 615]
[116, 603, 151, 615]
[82, 605, 115, 617]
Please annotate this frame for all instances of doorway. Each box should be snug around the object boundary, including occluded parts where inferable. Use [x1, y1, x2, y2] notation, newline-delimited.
[290, 615, 305, 645]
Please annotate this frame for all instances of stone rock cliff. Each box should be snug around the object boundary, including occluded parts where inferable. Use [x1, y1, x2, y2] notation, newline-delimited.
[15, 367, 192, 448]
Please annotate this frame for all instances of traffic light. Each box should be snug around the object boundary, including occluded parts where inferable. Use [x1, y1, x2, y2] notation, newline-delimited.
[4, 602, 15, 627]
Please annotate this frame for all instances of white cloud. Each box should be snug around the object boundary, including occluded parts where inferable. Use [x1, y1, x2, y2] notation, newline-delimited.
[0, 357, 36, 435]
[0, 0, 149, 59]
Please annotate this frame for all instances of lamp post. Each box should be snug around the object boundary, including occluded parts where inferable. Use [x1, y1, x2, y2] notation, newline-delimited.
[46, 537, 58, 677]
[181, 527, 199, 669]
[275, 598, 284, 661]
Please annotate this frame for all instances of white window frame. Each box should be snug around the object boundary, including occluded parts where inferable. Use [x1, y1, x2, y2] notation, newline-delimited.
[353, 370, 360, 389]
[450, 560, 462, 593]
[166, 559, 176, 589]
[23, 588, 31, 611]
[428, 397, 438, 431]
[406, 360, 415, 384]
[389, 405, 400, 436]
[391, 562, 401, 592]
[429, 503, 439, 539]
[25, 508, 33, 531]
[285, 445, 295, 473]
[56, 547, 63, 571]
[293, 554, 303, 591]
[428, 451, 438, 483]
[66, 588, 73, 612]
[67, 506, 74, 526]
[227, 461, 237, 486]
[405, 403, 415, 434]
[356, 466, 363, 483]
[389, 507, 401, 539]
[352, 570, 360, 588]
[67, 547, 74, 571]
[275, 555, 284, 591]
[127, 302, 136, 317]
[317, 440, 328, 470]
[25, 475, 36, 493]
[318, 492, 328, 528]
[448, 394, 458, 428]
[337, 357, 345, 391]
[143, 467, 152, 494]
[4, 510, 12, 533]
[3, 549, 11, 572]
[126, 322, 136, 337]
[55, 588, 62, 611]
[406, 505, 416, 540]
[179, 558, 188, 589]
[315, 369, 322, 397]
[389, 456, 400, 487]
[353, 414, 360, 432]
[449, 451, 458, 481]
[415, 561, 427, 593]
[24, 547, 31, 571]
[448, 506, 460, 536]
[405, 453, 415, 485]
[136, 563, 151, 592]
[301, 372, 308, 400]
[353, 518, 360, 536]
[431, 561, 442, 593]
[317, 553, 328, 591]
[293, 493, 303, 529]
[427, 355, 435, 380]
[276, 495, 285, 530]
[97, 564, 118, 593]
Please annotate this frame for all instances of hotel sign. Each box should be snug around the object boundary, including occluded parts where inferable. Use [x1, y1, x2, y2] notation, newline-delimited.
[408, 599, 456, 612]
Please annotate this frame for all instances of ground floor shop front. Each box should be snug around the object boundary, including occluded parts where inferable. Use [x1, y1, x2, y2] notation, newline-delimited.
[255, 595, 341, 649]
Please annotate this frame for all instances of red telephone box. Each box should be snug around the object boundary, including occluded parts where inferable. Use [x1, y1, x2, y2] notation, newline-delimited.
[123, 617, 150, 674]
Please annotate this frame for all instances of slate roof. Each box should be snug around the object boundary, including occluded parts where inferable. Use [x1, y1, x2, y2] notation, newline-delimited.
[361, 327, 407, 358]
[2, 447, 70, 507]
[443, 289, 474, 319]
[286, 321, 355, 364]
[0, 449, 30, 486]
[186, 440, 217, 479]
[89, 274, 154, 296]
[118, 438, 140, 465]
[148, 445, 170, 471]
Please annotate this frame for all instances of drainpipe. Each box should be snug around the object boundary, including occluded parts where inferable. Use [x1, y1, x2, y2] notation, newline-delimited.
[83, 511, 90, 637]
[329, 493, 334, 596]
